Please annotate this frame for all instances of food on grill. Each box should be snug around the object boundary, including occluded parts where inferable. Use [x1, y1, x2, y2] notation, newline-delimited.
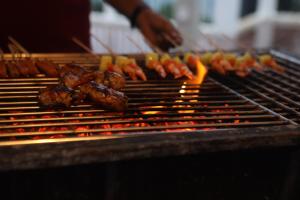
[80, 81, 128, 111]
[39, 63, 128, 111]
[145, 53, 167, 78]
[259, 54, 285, 73]
[160, 54, 182, 79]
[184, 53, 199, 70]
[100, 56, 124, 75]
[173, 57, 195, 80]
[39, 85, 73, 107]
[94, 71, 126, 91]
[0, 60, 8, 78]
[17, 59, 40, 77]
[6, 62, 21, 78]
[60, 64, 125, 91]
[35, 60, 59, 77]
[127, 58, 147, 81]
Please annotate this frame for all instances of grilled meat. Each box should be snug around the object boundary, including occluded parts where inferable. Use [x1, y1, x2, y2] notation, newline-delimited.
[15, 60, 31, 77]
[94, 71, 125, 91]
[39, 85, 73, 107]
[80, 81, 128, 111]
[59, 64, 87, 78]
[17, 59, 40, 76]
[60, 64, 126, 91]
[62, 71, 94, 89]
[6, 62, 20, 78]
[35, 60, 59, 77]
[0, 61, 8, 78]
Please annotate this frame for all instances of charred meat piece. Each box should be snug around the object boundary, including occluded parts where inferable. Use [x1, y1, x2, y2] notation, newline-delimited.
[59, 64, 87, 78]
[36, 60, 59, 77]
[80, 81, 128, 111]
[62, 71, 94, 89]
[15, 60, 31, 77]
[17, 59, 40, 76]
[39, 85, 73, 107]
[94, 71, 126, 91]
[6, 62, 20, 78]
[0, 61, 8, 78]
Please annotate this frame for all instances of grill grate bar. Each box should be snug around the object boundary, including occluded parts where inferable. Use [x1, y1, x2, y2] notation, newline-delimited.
[0, 121, 288, 139]
[0, 114, 275, 124]
[0, 110, 266, 117]
[0, 115, 280, 130]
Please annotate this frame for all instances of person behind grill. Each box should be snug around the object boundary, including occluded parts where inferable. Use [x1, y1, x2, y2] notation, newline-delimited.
[0, 0, 182, 52]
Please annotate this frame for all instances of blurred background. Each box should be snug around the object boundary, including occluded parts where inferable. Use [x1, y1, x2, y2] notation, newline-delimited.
[90, 0, 300, 55]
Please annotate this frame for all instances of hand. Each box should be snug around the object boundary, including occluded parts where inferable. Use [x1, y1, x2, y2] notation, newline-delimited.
[136, 9, 183, 51]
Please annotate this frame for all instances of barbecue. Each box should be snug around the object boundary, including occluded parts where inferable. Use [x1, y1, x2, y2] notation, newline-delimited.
[0, 49, 299, 171]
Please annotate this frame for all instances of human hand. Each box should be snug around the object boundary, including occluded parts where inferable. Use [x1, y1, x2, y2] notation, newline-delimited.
[136, 9, 183, 51]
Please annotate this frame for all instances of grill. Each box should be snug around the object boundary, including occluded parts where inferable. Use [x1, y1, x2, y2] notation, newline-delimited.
[1, 49, 300, 170]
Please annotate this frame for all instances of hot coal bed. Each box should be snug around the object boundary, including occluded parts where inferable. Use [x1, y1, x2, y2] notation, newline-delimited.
[0, 50, 300, 200]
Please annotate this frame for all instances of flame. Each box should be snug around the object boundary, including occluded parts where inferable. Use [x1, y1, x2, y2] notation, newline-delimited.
[189, 60, 208, 85]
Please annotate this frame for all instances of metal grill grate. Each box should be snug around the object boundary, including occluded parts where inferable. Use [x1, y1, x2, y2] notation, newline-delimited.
[0, 51, 296, 145]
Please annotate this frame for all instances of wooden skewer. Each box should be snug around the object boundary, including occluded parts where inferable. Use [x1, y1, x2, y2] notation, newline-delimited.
[126, 35, 146, 55]
[221, 34, 256, 55]
[72, 37, 95, 55]
[91, 33, 116, 56]
[198, 31, 225, 52]
[8, 36, 30, 57]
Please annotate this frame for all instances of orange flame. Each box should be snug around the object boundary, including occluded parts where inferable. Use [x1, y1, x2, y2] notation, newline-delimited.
[189, 60, 208, 85]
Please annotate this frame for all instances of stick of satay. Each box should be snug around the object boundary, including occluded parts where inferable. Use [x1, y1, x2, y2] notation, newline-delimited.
[221, 34, 264, 71]
[126, 35, 167, 78]
[72, 36, 123, 75]
[91, 33, 146, 80]
[143, 36, 183, 79]
[163, 34, 195, 79]
[198, 32, 250, 77]
[222, 34, 284, 73]
[9, 37, 60, 77]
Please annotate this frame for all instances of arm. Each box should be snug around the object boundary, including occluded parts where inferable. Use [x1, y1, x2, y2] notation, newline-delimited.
[105, 0, 182, 51]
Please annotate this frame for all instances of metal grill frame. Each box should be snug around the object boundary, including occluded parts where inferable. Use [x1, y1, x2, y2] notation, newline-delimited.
[0, 49, 299, 171]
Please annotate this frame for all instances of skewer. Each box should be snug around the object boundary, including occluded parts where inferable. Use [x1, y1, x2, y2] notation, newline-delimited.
[92, 33, 146, 80]
[72, 37, 95, 55]
[91, 33, 116, 56]
[8, 36, 30, 58]
[221, 34, 284, 73]
[126, 35, 146, 54]
[126, 35, 167, 78]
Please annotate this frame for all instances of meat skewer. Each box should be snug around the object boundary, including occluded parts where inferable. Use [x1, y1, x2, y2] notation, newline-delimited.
[100, 56, 123, 75]
[91, 33, 147, 80]
[35, 60, 59, 77]
[126, 35, 167, 78]
[160, 54, 182, 79]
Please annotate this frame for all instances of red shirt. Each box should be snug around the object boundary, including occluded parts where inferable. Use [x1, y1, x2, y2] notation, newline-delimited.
[0, 0, 90, 52]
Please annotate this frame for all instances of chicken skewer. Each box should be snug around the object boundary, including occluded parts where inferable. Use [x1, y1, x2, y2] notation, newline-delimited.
[126, 35, 167, 78]
[91, 33, 147, 81]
